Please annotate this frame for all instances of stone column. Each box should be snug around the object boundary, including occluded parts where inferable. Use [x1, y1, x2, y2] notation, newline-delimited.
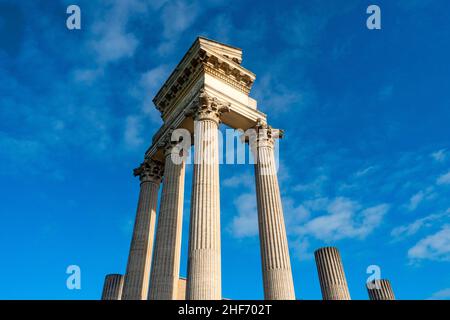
[250, 120, 296, 300]
[148, 139, 186, 300]
[186, 91, 229, 300]
[367, 279, 395, 300]
[314, 247, 351, 300]
[121, 160, 163, 300]
[101, 274, 124, 300]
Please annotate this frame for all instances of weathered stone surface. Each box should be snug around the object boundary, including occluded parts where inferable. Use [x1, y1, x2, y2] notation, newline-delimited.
[149, 141, 186, 300]
[314, 247, 351, 300]
[122, 160, 163, 300]
[186, 95, 226, 300]
[251, 121, 295, 300]
[367, 279, 395, 300]
[123, 37, 302, 301]
[101, 274, 124, 300]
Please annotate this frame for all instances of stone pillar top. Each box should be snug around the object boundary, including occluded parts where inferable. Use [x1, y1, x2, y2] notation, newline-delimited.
[185, 89, 230, 124]
[133, 159, 164, 184]
[248, 118, 284, 150]
[158, 129, 183, 156]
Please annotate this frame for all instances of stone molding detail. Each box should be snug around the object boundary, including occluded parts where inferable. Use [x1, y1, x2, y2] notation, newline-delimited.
[154, 44, 255, 118]
[133, 159, 164, 184]
[185, 89, 230, 124]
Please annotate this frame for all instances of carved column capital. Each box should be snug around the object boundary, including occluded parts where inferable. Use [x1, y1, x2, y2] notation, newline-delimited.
[185, 89, 230, 124]
[158, 129, 188, 160]
[133, 159, 164, 184]
[249, 118, 284, 150]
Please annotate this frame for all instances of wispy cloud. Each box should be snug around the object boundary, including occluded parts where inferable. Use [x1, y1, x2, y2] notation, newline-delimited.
[222, 173, 253, 188]
[228, 193, 258, 238]
[124, 115, 145, 149]
[253, 74, 308, 114]
[293, 174, 327, 196]
[294, 197, 389, 242]
[431, 149, 448, 162]
[391, 209, 450, 240]
[354, 165, 377, 178]
[437, 170, 450, 185]
[89, 0, 146, 64]
[405, 187, 436, 211]
[408, 225, 450, 262]
[157, 0, 200, 54]
[428, 288, 450, 300]
[291, 238, 313, 261]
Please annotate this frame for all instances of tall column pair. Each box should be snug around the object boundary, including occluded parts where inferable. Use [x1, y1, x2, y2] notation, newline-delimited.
[121, 138, 186, 300]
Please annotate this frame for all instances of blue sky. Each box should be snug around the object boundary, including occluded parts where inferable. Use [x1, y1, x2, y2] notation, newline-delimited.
[1, 0, 450, 300]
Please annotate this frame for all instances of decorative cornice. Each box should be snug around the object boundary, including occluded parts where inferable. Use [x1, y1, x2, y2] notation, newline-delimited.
[153, 38, 255, 119]
[133, 159, 164, 184]
[185, 89, 230, 124]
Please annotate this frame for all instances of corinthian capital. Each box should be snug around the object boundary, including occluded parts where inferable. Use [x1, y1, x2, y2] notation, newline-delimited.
[133, 159, 164, 183]
[158, 129, 187, 159]
[249, 118, 284, 149]
[185, 89, 230, 124]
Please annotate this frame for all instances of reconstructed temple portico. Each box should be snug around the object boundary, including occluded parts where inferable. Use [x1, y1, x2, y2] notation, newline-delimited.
[120, 37, 295, 300]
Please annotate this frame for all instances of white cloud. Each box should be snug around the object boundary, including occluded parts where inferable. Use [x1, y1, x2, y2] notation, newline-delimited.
[405, 187, 435, 211]
[408, 225, 450, 261]
[291, 238, 313, 261]
[408, 191, 424, 211]
[138, 65, 170, 123]
[428, 288, 450, 300]
[140, 65, 170, 95]
[124, 115, 144, 148]
[391, 210, 450, 240]
[161, 1, 199, 38]
[293, 174, 327, 196]
[355, 166, 377, 177]
[228, 193, 258, 238]
[73, 68, 104, 85]
[89, 0, 146, 64]
[437, 171, 450, 185]
[295, 197, 389, 242]
[222, 173, 253, 188]
[92, 31, 138, 64]
[253, 74, 306, 113]
[431, 149, 447, 162]
[282, 197, 310, 232]
[157, 0, 200, 54]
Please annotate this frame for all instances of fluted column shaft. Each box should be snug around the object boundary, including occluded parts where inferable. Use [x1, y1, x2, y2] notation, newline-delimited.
[187, 118, 221, 300]
[367, 279, 395, 300]
[101, 274, 124, 300]
[149, 144, 186, 300]
[314, 247, 351, 300]
[252, 123, 295, 300]
[186, 91, 228, 300]
[122, 160, 163, 300]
